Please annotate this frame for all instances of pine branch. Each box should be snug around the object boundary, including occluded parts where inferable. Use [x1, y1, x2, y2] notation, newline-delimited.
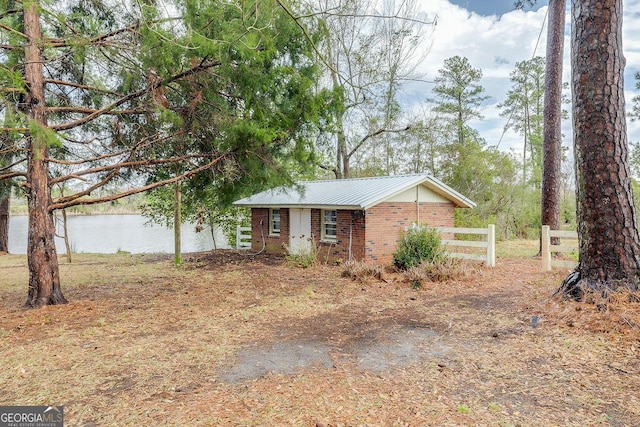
[47, 106, 151, 115]
[49, 153, 216, 186]
[49, 153, 228, 210]
[50, 59, 221, 131]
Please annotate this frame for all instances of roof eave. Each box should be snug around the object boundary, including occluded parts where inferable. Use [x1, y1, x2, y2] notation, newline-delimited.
[232, 202, 365, 210]
[423, 177, 476, 208]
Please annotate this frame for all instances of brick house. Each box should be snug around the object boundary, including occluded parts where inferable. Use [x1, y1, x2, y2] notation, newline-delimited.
[233, 174, 475, 264]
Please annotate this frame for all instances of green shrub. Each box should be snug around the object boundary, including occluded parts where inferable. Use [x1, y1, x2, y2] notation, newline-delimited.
[284, 238, 319, 268]
[393, 226, 445, 270]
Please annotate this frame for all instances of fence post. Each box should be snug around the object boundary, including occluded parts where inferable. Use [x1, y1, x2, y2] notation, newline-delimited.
[541, 225, 551, 271]
[486, 224, 495, 267]
[236, 224, 241, 249]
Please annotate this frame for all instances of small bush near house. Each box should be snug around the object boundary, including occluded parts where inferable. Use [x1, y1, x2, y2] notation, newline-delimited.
[393, 225, 445, 270]
[284, 239, 319, 268]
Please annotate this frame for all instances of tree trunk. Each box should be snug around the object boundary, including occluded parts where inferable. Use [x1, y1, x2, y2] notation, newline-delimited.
[558, 0, 640, 299]
[541, 0, 565, 250]
[207, 215, 218, 250]
[0, 190, 9, 253]
[24, 1, 67, 307]
[174, 182, 182, 266]
[336, 115, 348, 179]
[61, 209, 72, 263]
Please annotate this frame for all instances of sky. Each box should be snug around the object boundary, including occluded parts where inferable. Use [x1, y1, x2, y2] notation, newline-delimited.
[402, 0, 640, 157]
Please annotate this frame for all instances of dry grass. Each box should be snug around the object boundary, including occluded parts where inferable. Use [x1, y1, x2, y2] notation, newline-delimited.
[1, 244, 639, 426]
[495, 238, 540, 258]
[340, 260, 385, 282]
[404, 257, 481, 286]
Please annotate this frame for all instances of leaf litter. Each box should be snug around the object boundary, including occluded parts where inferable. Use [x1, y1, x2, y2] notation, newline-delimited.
[0, 248, 639, 426]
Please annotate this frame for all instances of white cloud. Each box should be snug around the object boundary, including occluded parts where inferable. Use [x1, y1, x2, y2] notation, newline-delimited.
[401, 0, 640, 153]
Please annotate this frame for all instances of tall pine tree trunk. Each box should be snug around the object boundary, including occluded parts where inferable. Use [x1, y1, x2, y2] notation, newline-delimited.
[541, 0, 565, 250]
[559, 0, 640, 299]
[24, 0, 66, 307]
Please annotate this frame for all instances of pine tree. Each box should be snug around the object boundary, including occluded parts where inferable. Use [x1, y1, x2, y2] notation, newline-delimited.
[0, 0, 324, 306]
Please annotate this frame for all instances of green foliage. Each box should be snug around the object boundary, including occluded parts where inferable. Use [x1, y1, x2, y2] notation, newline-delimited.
[0, 68, 25, 93]
[561, 195, 577, 227]
[28, 120, 63, 149]
[631, 72, 640, 122]
[456, 184, 541, 240]
[457, 405, 471, 414]
[430, 55, 490, 146]
[136, 0, 328, 213]
[284, 239, 319, 268]
[393, 225, 445, 271]
[2, 0, 327, 211]
[630, 142, 640, 177]
[498, 56, 545, 188]
[428, 56, 506, 216]
[141, 183, 250, 248]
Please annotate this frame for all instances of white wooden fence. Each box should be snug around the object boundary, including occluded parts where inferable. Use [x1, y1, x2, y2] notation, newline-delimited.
[436, 224, 496, 267]
[541, 225, 578, 271]
[236, 225, 252, 249]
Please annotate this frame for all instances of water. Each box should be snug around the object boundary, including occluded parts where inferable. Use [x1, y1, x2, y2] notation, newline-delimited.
[8, 214, 231, 254]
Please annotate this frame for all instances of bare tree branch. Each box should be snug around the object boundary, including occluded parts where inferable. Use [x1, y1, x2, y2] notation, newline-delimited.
[49, 153, 215, 186]
[1, 127, 29, 132]
[49, 154, 228, 210]
[49, 132, 182, 166]
[0, 22, 26, 39]
[45, 79, 122, 96]
[45, 22, 141, 48]
[0, 171, 27, 180]
[347, 125, 410, 158]
[47, 106, 152, 115]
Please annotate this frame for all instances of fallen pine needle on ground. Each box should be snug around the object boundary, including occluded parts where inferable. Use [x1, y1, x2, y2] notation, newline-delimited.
[1, 242, 639, 426]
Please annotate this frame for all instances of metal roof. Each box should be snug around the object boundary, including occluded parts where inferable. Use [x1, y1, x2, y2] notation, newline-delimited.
[233, 174, 476, 210]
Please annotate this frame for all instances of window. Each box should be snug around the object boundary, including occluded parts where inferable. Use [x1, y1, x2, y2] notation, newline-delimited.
[322, 210, 337, 241]
[269, 209, 280, 235]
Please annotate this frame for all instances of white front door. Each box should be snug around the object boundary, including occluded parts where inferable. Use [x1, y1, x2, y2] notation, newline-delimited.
[289, 208, 312, 255]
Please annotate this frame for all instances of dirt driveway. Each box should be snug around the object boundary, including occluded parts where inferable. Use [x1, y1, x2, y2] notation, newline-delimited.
[1, 250, 639, 426]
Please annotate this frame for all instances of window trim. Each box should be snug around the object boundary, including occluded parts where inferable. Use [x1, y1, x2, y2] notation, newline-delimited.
[269, 208, 281, 235]
[321, 209, 337, 241]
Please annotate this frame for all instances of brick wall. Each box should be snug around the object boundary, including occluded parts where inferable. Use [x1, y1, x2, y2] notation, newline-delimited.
[251, 208, 289, 253]
[313, 209, 365, 264]
[251, 202, 454, 264]
[362, 202, 455, 264]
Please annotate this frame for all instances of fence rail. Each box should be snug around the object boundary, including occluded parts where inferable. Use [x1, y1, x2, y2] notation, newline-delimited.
[236, 225, 252, 249]
[541, 225, 578, 271]
[436, 224, 495, 267]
